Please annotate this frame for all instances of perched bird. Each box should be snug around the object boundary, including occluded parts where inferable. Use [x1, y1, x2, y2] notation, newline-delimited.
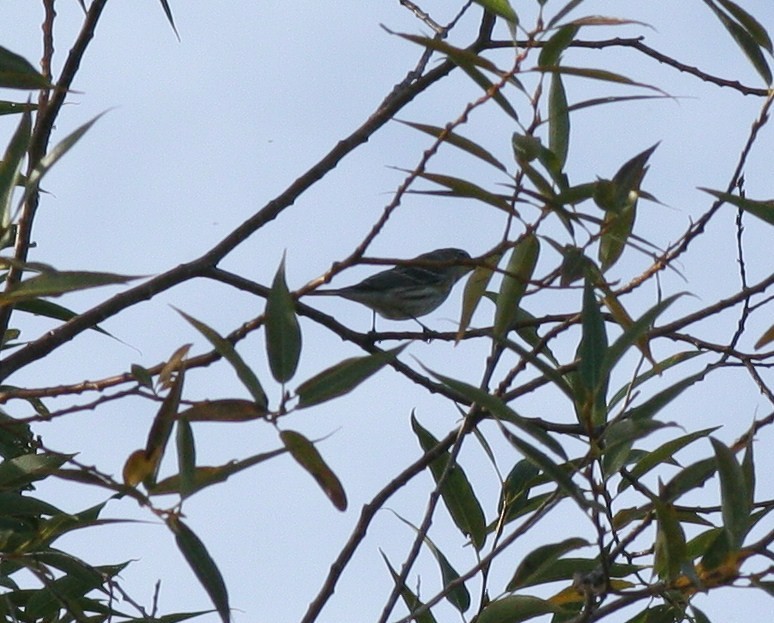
[310, 248, 471, 329]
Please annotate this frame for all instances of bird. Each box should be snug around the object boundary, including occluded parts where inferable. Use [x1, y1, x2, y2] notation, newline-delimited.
[309, 248, 472, 330]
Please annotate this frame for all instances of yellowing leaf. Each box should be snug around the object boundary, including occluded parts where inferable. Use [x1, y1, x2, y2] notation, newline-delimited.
[281, 430, 347, 511]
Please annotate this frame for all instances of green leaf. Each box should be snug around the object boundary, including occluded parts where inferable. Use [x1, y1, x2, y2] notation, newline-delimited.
[473, 0, 518, 28]
[512, 133, 566, 188]
[699, 187, 774, 226]
[0, 270, 140, 303]
[494, 234, 540, 338]
[380, 551, 438, 623]
[548, 72, 570, 171]
[413, 170, 514, 212]
[177, 309, 268, 407]
[715, 0, 773, 52]
[498, 459, 540, 522]
[411, 415, 486, 549]
[176, 415, 196, 499]
[0, 47, 51, 89]
[707, 1, 772, 84]
[280, 430, 347, 511]
[0, 452, 71, 490]
[20, 112, 107, 210]
[296, 345, 405, 408]
[457, 250, 504, 340]
[265, 254, 301, 383]
[653, 499, 687, 581]
[599, 293, 684, 380]
[710, 437, 750, 548]
[539, 24, 579, 67]
[0, 101, 37, 116]
[15, 298, 112, 336]
[535, 66, 669, 95]
[546, 0, 584, 29]
[477, 595, 562, 623]
[430, 371, 566, 458]
[391, 512, 471, 613]
[662, 457, 717, 503]
[621, 371, 705, 424]
[396, 120, 507, 172]
[130, 364, 154, 389]
[598, 198, 635, 270]
[575, 275, 608, 426]
[602, 419, 675, 476]
[507, 537, 588, 590]
[178, 399, 267, 422]
[499, 424, 593, 510]
[608, 350, 702, 408]
[168, 515, 230, 623]
[399, 35, 520, 120]
[618, 427, 720, 493]
[0, 109, 31, 241]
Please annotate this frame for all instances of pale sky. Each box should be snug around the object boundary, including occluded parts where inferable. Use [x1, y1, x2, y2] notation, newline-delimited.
[1, 2, 773, 622]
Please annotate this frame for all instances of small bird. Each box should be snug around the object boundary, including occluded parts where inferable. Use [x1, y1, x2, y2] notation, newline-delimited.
[310, 248, 471, 330]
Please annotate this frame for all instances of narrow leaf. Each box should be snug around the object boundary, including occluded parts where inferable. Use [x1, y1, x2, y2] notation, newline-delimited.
[507, 537, 588, 590]
[0, 452, 71, 489]
[0, 46, 51, 89]
[396, 120, 507, 172]
[414, 170, 514, 212]
[430, 370, 566, 458]
[755, 321, 774, 349]
[716, 0, 772, 51]
[699, 187, 774, 226]
[265, 254, 301, 383]
[398, 35, 520, 120]
[20, 112, 107, 210]
[0, 270, 140, 303]
[599, 292, 684, 377]
[708, 1, 772, 84]
[477, 595, 561, 623]
[539, 24, 579, 67]
[535, 66, 669, 95]
[457, 250, 504, 341]
[151, 446, 287, 496]
[391, 512, 471, 613]
[178, 399, 267, 422]
[380, 551, 438, 623]
[281, 430, 347, 511]
[176, 415, 196, 499]
[499, 424, 592, 510]
[157, 0, 181, 40]
[548, 72, 570, 170]
[653, 499, 687, 581]
[473, 0, 518, 28]
[168, 515, 230, 623]
[177, 309, 268, 407]
[0, 109, 31, 240]
[296, 345, 404, 408]
[494, 234, 540, 338]
[411, 415, 487, 549]
[144, 368, 185, 487]
[710, 437, 750, 548]
[576, 275, 608, 426]
[618, 427, 720, 493]
[15, 298, 111, 336]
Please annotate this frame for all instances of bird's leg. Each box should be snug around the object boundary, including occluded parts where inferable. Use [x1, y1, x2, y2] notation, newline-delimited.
[411, 316, 433, 341]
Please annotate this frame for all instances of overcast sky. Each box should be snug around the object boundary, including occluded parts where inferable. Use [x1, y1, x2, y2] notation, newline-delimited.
[2, 2, 773, 622]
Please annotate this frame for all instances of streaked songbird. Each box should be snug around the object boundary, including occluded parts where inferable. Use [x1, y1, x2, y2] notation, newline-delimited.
[310, 247, 471, 330]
